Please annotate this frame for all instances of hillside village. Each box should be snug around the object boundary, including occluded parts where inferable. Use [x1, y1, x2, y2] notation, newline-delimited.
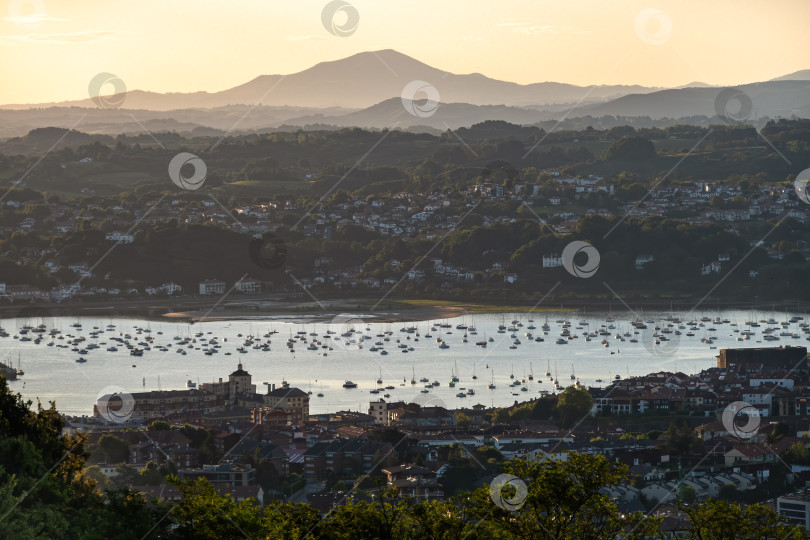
[50, 346, 810, 531]
[1, 173, 807, 303]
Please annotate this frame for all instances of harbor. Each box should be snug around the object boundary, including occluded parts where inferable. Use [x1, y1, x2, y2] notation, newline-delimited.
[2, 309, 809, 417]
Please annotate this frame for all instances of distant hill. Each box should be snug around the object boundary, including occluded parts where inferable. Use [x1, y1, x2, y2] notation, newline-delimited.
[0, 50, 806, 137]
[0, 105, 353, 139]
[771, 69, 810, 81]
[676, 81, 714, 88]
[1, 50, 660, 111]
[575, 81, 810, 120]
[283, 98, 551, 130]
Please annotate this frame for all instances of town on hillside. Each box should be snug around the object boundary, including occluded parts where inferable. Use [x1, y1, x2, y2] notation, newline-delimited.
[56, 345, 810, 531]
[2, 135, 809, 306]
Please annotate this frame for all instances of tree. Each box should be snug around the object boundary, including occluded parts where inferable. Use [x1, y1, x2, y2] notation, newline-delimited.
[679, 485, 698, 505]
[555, 385, 593, 428]
[489, 452, 661, 539]
[784, 441, 810, 465]
[324, 484, 408, 539]
[767, 421, 790, 443]
[170, 477, 267, 539]
[96, 434, 130, 464]
[602, 137, 657, 161]
[0, 376, 169, 539]
[661, 420, 703, 455]
[717, 483, 739, 501]
[146, 420, 170, 431]
[138, 461, 166, 485]
[490, 408, 512, 425]
[682, 499, 805, 539]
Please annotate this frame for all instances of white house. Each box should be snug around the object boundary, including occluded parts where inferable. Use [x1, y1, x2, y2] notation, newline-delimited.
[701, 262, 722, 275]
[542, 254, 562, 268]
[235, 278, 261, 295]
[50, 284, 80, 301]
[105, 232, 134, 244]
[199, 280, 226, 295]
[161, 282, 182, 295]
[635, 254, 654, 270]
[68, 263, 93, 278]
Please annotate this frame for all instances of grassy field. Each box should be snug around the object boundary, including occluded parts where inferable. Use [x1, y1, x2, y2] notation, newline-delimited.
[214, 179, 313, 196]
[383, 298, 575, 314]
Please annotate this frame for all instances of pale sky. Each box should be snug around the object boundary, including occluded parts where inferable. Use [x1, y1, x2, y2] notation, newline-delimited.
[1, 0, 808, 105]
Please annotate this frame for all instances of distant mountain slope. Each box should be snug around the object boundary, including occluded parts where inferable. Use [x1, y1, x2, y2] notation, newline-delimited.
[771, 69, 810, 81]
[284, 98, 549, 129]
[0, 51, 806, 135]
[1, 50, 660, 111]
[576, 80, 810, 120]
[0, 105, 353, 139]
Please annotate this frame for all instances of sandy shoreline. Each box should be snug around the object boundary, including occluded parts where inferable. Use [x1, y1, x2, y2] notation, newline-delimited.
[163, 305, 469, 324]
[3, 294, 807, 324]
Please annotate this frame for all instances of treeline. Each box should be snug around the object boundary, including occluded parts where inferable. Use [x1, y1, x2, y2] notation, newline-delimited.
[2, 120, 809, 199]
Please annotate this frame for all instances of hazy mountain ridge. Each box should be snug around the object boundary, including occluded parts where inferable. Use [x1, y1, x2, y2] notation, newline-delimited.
[1, 50, 662, 111]
[0, 50, 807, 137]
[770, 69, 810, 81]
[576, 80, 810, 119]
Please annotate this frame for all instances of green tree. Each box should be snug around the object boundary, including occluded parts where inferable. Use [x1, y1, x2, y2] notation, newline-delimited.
[170, 477, 267, 539]
[602, 137, 657, 161]
[661, 420, 703, 455]
[146, 420, 170, 431]
[682, 499, 805, 539]
[784, 441, 810, 465]
[96, 434, 130, 464]
[490, 453, 661, 539]
[456, 411, 472, 429]
[679, 485, 698, 505]
[0, 376, 169, 539]
[138, 461, 166, 485]
[767, 421, 790, 443]
[555, 385, 593, 427]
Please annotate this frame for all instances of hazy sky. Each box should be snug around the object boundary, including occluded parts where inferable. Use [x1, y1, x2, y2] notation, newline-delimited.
[1, 0, 808, 104]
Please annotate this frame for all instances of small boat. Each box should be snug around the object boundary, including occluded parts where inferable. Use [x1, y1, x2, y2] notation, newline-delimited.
[342, 380, 358, 388]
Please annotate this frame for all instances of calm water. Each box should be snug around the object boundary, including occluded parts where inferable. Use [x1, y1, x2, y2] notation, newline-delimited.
[1, 310, 807, 417]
